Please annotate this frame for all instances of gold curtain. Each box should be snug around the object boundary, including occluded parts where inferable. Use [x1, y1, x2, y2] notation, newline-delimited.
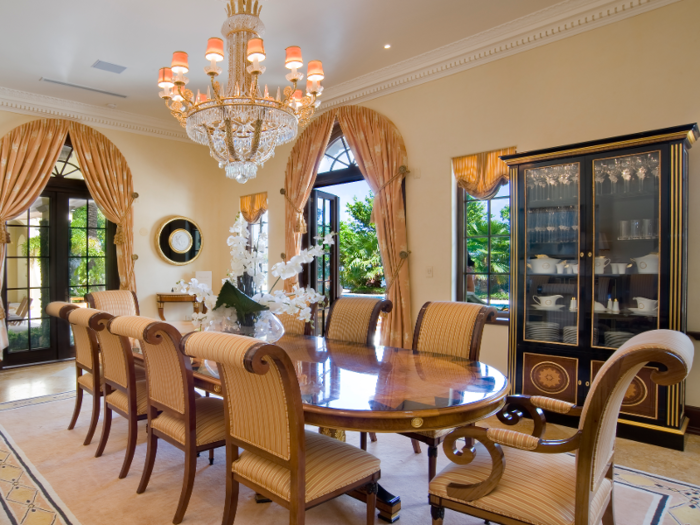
[337, 106, 412, 349]
[283, 110, 338, 291]
[239, 191, 268, 224]
[0, 119, 70, 350]
[452, 147, 516, 199]
[69, 123, 137, 292]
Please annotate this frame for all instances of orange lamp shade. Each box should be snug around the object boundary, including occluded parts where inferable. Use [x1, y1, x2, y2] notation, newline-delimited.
[205, 38, 224, 62]
[247, 38, 266, 62]
[293, 89, 303, 102]
[171, 51, 189, 74]
[197, 92, 208, 103]
[171, 85, 184, 102]
[158, 67, 174, 88]
[307, 60, 324, 81]
[285, 46, 303, 69]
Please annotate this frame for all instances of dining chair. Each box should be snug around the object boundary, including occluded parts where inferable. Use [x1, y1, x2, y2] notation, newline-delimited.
[400, 301, 496, 480]
[46, 301, 102, 445]
[89, 310, 148, 479]
[9, 296, 32, 326]
[85, 289, 140, 316]
[109, 316, 226, 525]
[181, 331, 382, 525]
[325, 296, 393, 450]
[428, 329, 694, 525]
[276, 304, 317, 336]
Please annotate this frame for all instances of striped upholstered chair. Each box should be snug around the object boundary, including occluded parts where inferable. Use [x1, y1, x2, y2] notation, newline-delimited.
[181, 331, 382, 525]
[46, 302, 102, 445]
[110, 316, 226, 525]
[276, 303, 317, 336]
[89, 310, 148, 479]
[325, 296, 392, 450]
[85, 289, 140, 316]
[401, 301, 496, 480]
[428, 329, 694, 525]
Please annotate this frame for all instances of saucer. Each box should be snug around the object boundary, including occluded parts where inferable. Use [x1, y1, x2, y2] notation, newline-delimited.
[628, 307, 658, 317]
[531, 304, 565, 311]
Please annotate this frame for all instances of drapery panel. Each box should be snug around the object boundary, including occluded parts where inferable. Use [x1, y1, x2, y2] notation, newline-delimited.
[336, 106, 412, 348]
[452, 147, 516, 199]
[69, 123, 137, 293]
[282, 110, 337, 291]
[0, 119, 70, 350]
[239, 191, 268, 224]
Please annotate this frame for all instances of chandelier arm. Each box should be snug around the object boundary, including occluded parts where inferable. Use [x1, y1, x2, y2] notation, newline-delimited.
[210, 76, 224, 104]
[224, 118, 241, 162]
[201, 126, 226, 163]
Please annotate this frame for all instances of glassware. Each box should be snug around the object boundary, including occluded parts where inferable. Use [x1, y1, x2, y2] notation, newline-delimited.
[619, 220, 630, 240]
[642, 218, 654, 239]
[630, 219, 641, 239]
[620, 158, 634, 193]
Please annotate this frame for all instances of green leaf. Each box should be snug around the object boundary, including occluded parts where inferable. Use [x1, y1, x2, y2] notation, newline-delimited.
[215, 281, 269, 320]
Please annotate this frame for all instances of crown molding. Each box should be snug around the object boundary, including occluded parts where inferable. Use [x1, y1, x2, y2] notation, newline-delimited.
[0, 86, 189, 142]
[320, 0, 683, 111]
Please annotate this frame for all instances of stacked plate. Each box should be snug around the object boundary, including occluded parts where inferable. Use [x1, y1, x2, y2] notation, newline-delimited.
[563, 326, 599, 345]
[604, 331, 635, 348]
[526, 322, 560, 342]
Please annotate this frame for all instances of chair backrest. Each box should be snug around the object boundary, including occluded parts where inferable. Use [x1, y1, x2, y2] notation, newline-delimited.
[88, 311, 135, 392]
[412, 301, 496, 360]
[576, 329, 693, 518]
[16, 297, 31, 318]
[109, 316, 190, 417]
[325, 296, 392, 345]
[65, 307, 102, 372]
[277, 304, 317, 336]
[182, 332, 304, 467]
[85, 290, 140, 317]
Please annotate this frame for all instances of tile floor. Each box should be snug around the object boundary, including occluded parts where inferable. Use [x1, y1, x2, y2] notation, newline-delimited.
[1, 360, 698, 485]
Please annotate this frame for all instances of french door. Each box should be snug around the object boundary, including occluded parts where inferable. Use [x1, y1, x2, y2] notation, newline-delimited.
[302, 189, 339, 335]
[2, 179, 117, 366]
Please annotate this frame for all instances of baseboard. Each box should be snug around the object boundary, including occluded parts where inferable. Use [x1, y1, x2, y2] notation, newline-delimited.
[686, 405, 700, 436]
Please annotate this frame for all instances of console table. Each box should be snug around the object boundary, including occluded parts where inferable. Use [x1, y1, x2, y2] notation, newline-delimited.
[156, 292, 206, 321]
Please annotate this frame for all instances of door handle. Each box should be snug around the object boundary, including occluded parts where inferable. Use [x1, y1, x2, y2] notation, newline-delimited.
[587, 252, 592, 258]
[579, 252, 584, 258]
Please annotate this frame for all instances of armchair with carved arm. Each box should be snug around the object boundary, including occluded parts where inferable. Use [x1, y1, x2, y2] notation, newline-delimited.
[428, 329, 694, 525]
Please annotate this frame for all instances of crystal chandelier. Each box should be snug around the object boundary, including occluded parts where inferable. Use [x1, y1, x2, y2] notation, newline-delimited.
[157, 0, 324, 183]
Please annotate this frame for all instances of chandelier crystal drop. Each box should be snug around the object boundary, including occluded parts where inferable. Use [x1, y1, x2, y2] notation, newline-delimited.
[157, 0, 324, 183]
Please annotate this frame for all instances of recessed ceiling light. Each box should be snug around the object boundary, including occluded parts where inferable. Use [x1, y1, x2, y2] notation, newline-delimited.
[106, 103, 118, 109]
[384, 44, 391, 49]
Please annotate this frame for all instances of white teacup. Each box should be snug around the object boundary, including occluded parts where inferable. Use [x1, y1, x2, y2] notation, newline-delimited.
[611, 263, 627, 274]
[533, 295, 563, 307]
[569, 263, 579, 275]
[594, 257, 610, 274]
[634, 297, 658, 311]
[556, 261, 567, 274]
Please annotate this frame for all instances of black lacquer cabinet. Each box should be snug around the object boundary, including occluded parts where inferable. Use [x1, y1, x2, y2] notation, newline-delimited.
[501, 124, 698, 450]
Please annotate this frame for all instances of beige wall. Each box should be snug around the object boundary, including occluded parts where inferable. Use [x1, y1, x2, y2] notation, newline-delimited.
[0, 110, 226, 321]
[212, 0, 700, 404]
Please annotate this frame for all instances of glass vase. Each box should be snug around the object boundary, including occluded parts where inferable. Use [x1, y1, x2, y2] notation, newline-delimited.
[205, 310, 285, 343]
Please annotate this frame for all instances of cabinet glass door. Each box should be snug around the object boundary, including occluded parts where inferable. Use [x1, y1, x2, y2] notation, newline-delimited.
[524, 162, 580, 346]
[592, 151, 660, 349]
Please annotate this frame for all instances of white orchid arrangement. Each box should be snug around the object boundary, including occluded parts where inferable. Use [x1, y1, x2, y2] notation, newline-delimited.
[176, 214, 333, 330]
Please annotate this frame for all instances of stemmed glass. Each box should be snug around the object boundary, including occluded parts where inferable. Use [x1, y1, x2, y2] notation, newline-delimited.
[606, 162, 619, 194]
[619, 158, 634, 193]
[634, 155, 648, 193]
[594, 164, 606, 195]
[545, 168, 559, 201]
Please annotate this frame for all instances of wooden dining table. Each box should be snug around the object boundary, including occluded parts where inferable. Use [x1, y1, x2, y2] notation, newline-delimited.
[171, 332, 510, 522]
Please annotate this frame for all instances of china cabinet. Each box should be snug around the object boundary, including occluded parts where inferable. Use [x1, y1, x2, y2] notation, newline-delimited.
[501, 124, 698, 450]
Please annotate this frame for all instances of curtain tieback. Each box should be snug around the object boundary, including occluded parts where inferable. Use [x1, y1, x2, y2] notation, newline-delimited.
[377, 165, 409, 196]
[0, 222, 10, 244]
[280, 188, 307, 234]
[385, 250, 410, 295]
[114, 223, 126, 245]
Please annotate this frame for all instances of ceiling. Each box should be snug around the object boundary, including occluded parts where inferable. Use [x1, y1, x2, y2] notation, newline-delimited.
[0, 0, 563, 120]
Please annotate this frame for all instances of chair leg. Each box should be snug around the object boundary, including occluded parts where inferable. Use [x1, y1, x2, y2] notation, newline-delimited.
[173, 447, 197, 524]
[222, 471, 239, 525]
[360, 432, 368, 451]
[369, 432, 377, 443]
[83, 390, 101, 446]
[95, 405, 112, 458]
[428, 445, 438, 481]
[119, 414, 139, 479]
[290, 503, 305, 525]
[366, 482, 378, 525]
[430, 505, 445, 525]
[411, 438, 422, 454]
[209, 448, 215, 466]
[137, 429, 158, 494]
[602, 493, 615, 525]
[68, 385, 83, 430]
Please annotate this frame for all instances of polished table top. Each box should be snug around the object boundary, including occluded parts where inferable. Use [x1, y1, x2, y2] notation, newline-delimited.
[192, 334, 509, 433]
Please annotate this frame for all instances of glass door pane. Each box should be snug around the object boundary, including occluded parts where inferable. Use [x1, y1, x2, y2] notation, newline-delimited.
[524, 163, 580, 346]
[592, 151, 661, 348]
[6, 197, 51, 355]
[68, 198, 108, 302]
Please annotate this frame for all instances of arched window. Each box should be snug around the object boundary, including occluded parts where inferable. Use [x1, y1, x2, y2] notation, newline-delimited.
[318, 136, 357, 173]
[51, 142, 84, 179]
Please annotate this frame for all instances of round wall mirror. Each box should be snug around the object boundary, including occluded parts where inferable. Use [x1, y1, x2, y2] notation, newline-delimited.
[156, 216, 203, 265]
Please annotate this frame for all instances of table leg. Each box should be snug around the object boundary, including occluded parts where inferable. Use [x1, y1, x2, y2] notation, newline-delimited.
[349, 484, 401, 523]
[157, 301, 165, 321]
